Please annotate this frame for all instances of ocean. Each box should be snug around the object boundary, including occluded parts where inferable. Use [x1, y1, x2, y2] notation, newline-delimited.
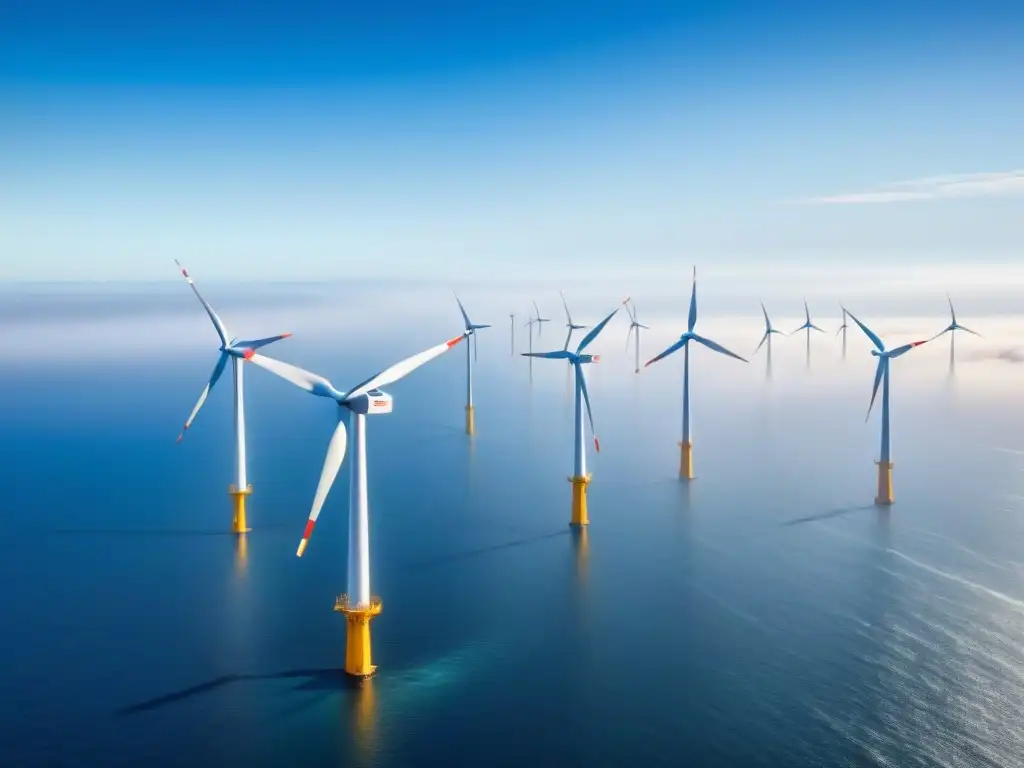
[1, 280, 1023, 766]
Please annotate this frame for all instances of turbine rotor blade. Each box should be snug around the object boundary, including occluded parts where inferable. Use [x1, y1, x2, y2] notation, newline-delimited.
[691, 333, 748, 362]
[645, 337, 688, 367]
[246, 353, 342, 399]
[575, 362, 600, 452]
[346, 334, 466, 400]
[521, 350, 573, 359]
[177, 352, 229, 442]
[576, 306, 620, 353]
[888, 340, 927, 358]
[297, 417, 348, 557]
[687, 267, 698, 332]
[232, 333, 293, 351]
[174, 259, 229, 345]
[845, 310, 885, 352]
[958, 325, 982, 337]
[753, 331, 769, 355]
[867, 358, 885, 421]
[454, 294, 472, 331]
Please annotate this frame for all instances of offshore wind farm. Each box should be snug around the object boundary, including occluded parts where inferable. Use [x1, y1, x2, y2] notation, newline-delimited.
[4, 1, 1024, 765]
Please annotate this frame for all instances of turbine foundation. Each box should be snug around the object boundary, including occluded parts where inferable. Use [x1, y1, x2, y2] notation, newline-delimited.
[679, 440, 694, 480]
[465, 405, 475, 435]
[228, 484, 252, 534]
[568, 474, 591, 526]
[875, 460, 894, 506]
[335, 594, 383, 678]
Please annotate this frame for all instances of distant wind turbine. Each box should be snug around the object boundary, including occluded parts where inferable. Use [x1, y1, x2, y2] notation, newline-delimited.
[754, 303, 786, 381]
[173, 260, 292, 534]
[624, 298, 649, 374]
[845, 308, 929, 506]
[455, 295, 490, 435]
[930, 294, 981, 372]
[559, 291, 589, 352]
[531, 300, 551, 338]
[791, 299, 825, 367]
[246, 332, 466, 677]
[509, 313, 515, 355]
[836, 305, 849, 358]
[523, 305, 620, 525]
[645, 268, 748, 479]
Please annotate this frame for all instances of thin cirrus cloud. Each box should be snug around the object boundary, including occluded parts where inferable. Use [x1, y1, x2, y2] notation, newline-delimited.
[804, 170, 1024, 204]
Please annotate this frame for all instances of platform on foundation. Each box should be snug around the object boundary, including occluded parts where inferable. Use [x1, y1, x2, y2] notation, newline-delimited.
[228, 484, 253, 533]
[465, 405, 475, 435]
[335, 595, 383, 678]
[678, 440, 694, 480]
[568, 474, 592, 526]
[875, 460, 894, 506]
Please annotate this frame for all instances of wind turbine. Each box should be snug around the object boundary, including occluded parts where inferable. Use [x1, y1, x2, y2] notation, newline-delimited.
[624, 298, 649, 374]
[522, 305, 620, 526]
[844, 308, 928, 506]
[246, 332, 466, 678]
[931, 294, 981, 372]
[455, 296, 490, 435]
[791, 299, 825, 367]
[645, 268, 748, 479]
[559, 291, 589, 352]
[836, 305, 849, 359]
[532, 300, 551, 338]
[754, 303, 786, 381]
[509, 313, 515, 355]
[173, 260, 292, 534]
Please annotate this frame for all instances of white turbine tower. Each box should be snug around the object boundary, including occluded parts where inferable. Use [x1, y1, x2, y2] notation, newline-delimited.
[522, 305, 620, 526]
[624, 298, 649, 374]
[509, 312, 516, 355]
[174, 260, 292, 534]
[455, 295, 490, 435]
[246, 332, 466, 678]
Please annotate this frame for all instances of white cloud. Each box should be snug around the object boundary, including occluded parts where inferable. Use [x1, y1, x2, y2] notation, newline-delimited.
[805, 170, 1024, 204]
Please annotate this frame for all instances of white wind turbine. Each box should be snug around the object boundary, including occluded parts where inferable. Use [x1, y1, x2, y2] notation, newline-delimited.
[455, 295, 490, 435]
[174, 260, 292, 534]
[246, 332, 466, 678]
[624, 298, 649, 374]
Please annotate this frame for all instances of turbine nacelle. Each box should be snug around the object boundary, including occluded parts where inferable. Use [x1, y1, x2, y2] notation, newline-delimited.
[343, 390, 393, 415]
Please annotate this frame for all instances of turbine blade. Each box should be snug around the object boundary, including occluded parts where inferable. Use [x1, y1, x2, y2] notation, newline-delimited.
[454, 294, 472, 331]
[560, 290, 574, 325]
[622, 298, 636, 323]
[575, 363, 600, 452]
[947, 293, 957, 325]
[888, 340, 927, 358]
[174, 259, 229, 345]
[691, 333, 748, 362]
[867, 358, 885, 421]
[246, 353, 341, 399]
[687, 267, 698, 332]
[521, 350, 572, 359]
[563, 327, 572, 351]
[761, 302, 771, 330]
[804, 299, 811, 324]
[625, 323, 635, 351]
[753, 331, 769, 355]
[232, 333, 293, 351]
[346, 334, 466, 400]
[297, 417, 348, 557]
[811, 324, 826, 333]
[845, 310, 885, 352]
[957, 324, 982, 337]
[177, 352, 228, 442]
[576, 306, 620, 353]
[645, 337, 687, 367]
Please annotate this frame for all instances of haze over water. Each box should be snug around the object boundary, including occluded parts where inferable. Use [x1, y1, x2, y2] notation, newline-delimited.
[0, 280, 1023, 766]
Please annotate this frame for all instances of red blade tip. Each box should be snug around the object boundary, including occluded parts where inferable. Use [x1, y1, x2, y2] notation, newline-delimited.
[594, 437, 601, 453]
[447, 335, 465, 347]
[243, 348, 255, 360]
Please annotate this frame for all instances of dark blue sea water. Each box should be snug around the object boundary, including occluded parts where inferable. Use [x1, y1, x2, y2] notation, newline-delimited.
[2, 283, 1024, 766]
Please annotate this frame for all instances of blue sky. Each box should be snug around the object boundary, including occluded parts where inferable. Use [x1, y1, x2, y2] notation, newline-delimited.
[2, 1, 1023, 281]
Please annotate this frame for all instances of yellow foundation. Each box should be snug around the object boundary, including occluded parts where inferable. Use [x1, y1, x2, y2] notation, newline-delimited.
[679, 440, 694, 480]
[228, 484, 252, 533]
[875, 460, 894, 506]
[465, 405, 475, 435]
[335, 595, 383, 678]
[568, 474, 591, 526]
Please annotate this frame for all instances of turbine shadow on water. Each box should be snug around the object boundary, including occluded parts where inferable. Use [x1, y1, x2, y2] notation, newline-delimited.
[780, 504, 876, 527]
[401, 528, 570, 572]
